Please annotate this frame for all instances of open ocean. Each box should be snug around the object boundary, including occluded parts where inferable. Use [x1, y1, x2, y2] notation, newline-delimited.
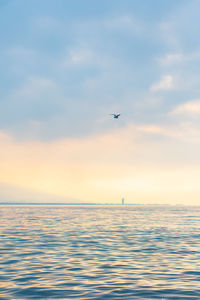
[0, 205, 199, 299]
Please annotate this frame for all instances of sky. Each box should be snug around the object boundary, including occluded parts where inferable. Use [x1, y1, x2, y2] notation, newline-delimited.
[1, 0, 200, 204]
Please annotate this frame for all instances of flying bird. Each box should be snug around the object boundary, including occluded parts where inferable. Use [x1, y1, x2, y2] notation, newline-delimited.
[110, 113, 121, 119]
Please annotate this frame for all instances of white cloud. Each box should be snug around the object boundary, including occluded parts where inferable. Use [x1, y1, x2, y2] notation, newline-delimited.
[69, 48, 94, 64]
[158, 51, 200, 68]
[137, 123, 200, 141]
[63, 46, 112, 70]
[159, 21, 180, 49]
[159, 53, 183, 66]
[172, 99, 200, 115]
[16, 77, 57, 97]
[138, 125, 163, 134]
[103, 14, 143, 35]
[150, 75, 174, 91]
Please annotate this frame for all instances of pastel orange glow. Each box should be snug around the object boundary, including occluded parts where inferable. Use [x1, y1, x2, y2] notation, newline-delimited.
[1, 126, 200, 204]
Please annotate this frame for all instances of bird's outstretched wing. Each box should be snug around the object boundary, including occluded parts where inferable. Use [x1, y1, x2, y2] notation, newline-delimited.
[109, 113, 121, 118]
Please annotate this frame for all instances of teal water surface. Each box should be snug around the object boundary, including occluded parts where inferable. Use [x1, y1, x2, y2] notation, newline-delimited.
[0, 205, 200, 299]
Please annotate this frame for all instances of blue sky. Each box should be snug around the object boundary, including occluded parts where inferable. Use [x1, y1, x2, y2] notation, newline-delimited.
[1, 0, 200, 203]
[1, 0, 195, 140]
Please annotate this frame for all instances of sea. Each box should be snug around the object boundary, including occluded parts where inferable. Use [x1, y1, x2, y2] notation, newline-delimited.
[0, 205, 199, 299]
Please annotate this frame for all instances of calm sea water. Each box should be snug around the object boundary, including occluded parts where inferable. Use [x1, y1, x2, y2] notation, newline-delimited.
[0, 205, 200, 300]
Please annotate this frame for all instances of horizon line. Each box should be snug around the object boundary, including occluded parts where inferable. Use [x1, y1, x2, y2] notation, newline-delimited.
[0, 202, 197, 206]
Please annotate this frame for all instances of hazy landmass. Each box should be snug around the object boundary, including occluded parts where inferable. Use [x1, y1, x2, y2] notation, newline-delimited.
[0, 182, 80, 204]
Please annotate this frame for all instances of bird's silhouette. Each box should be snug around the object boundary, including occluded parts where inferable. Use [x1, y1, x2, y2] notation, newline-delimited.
[110, 113, 121, 119]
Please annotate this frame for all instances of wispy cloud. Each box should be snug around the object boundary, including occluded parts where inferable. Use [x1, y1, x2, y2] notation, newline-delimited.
[158, 53, 183, 66]
[138, 123, 200, 142]
[15, 77, 57, 98]
[103, 14, 144, 35]
[64, 46, 110, 68]
[172, 99, 200, 115]
[69, 48, 94, 64]
[150, 75, 174, 91]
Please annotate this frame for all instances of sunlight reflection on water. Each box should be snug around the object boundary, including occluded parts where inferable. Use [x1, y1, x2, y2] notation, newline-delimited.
[0, 205, 200, 299]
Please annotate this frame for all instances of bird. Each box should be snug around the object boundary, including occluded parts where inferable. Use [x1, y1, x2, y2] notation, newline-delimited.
[110, 113, 121, 119]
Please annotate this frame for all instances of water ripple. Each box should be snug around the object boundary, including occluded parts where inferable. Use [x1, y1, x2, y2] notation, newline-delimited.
[0, 205, 200, 299]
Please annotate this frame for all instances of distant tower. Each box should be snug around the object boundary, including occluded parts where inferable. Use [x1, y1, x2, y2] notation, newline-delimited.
[122, 198, 124, 205]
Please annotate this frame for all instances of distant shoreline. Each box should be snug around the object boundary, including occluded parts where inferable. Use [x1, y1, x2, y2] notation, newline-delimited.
[0, 203, 144, 205]
[0, 203, 196, 206]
